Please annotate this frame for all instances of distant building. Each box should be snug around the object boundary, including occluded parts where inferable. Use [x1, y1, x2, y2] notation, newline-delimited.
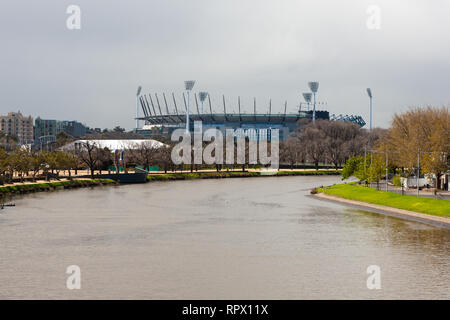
[62, 120, 87, 137]
[0, 111, 34, 144]
[34, 117, 87, 143]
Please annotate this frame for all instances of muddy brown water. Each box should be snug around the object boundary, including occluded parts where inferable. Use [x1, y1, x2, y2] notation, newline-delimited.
[0, 176, 449, 299]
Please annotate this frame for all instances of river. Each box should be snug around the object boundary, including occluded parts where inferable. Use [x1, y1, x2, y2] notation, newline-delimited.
[0, 175, 449, 299]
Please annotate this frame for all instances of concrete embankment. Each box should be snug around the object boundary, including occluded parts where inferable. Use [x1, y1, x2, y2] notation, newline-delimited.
[314, 192, 450, 228]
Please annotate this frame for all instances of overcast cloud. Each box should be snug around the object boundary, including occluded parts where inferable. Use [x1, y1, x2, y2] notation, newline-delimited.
[0, 0, 449, 130]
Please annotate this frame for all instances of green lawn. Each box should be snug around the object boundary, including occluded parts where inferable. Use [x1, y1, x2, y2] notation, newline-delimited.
[319, 183, 450, 218]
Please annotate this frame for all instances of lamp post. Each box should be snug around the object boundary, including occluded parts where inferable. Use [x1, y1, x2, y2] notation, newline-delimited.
[385, 152, 388, 191]
[308, 82, 319, 123]
[136, 86, 142, 132]
[366, 88, 373, 131]
[417, 148, 420, 197]
[184, 80, 195, 133]
[199, 92, 208, 113]
[302, 93, 312, 112]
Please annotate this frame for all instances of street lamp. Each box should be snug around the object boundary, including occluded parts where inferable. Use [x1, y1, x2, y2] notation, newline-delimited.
[302, 93, 312, 112]
[184, 80, 195, 132]
[308, 82, 319, 122]
[199, 92, 208, 113]
[136, 86, 142, 132]
[366, 88, 372, 131]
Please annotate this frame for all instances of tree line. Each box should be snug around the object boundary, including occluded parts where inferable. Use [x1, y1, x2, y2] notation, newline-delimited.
[343, 106, 449, 189]
[0, 119, 384, 183]
[280, 119, 384, 169]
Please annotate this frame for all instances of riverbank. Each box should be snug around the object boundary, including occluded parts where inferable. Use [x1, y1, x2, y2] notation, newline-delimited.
[314, 183, 450, 227]
[0, 170, 342, 197]
[0, 179, 117, 196]
[147, 170, 342, 182]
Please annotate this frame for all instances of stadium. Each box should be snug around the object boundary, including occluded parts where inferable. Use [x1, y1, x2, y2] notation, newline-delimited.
[136, 92, 366, 141]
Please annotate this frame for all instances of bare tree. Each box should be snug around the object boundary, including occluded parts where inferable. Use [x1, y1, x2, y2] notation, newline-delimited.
[280, 139, 302, 169]
[298, 123, 326, 170]
[154, 145, 173, 173]
[77, 141, 101, 178]
[130, 141, 159, 171]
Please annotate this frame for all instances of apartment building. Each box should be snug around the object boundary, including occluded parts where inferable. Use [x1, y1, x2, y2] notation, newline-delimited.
[0, 111, 34, 144]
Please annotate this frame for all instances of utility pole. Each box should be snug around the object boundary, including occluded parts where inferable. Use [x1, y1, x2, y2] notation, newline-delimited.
[184, 80, 195, 133]
[385, 151, 388, 191]
[364, 145, 367, 184]
[136, 86, 142, 132]
[367, 88, 373, 131]
[308, 82, 319, 123]
[417, 148, 420, 197]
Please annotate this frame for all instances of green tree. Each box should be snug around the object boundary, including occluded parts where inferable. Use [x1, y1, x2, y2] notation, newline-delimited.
[0, 147, 9, 184]
[368, 154, 385, 189]
[13, 149, 32, 182]
[342, 156, 369, 181]
[30, 152, 47, 182]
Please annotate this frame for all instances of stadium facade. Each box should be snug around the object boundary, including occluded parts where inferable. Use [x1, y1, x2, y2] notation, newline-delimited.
[136, 93, 366, 141]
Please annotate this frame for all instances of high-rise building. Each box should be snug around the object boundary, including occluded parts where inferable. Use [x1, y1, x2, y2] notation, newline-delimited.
[0, 111, 34, 144]
[34, 118, 87, 143]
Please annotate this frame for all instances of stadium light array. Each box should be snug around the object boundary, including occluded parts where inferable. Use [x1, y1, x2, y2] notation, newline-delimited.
[199, 92, 208, 113]
[308, 82, 319, 122]
[184, 80, 195, 132]
[367, 88, 373, 130]
[302, 93, 312, 111]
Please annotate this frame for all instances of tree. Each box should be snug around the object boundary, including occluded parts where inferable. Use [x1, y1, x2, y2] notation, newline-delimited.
[13, 148, 32, 182]
[367, 154, 385, 189]
[280, 139, 302, 169]
[113, 126, 126, 133]
[29, 151, 47, 181]
[342, 156, 368, 181]
[52, 151, 78, 178]
[96, 148, 112, 174]
[6, 149, 21, 182]
[387, 106, 449, 189]
[77, 141, 101, 178]
[288, 119, 371, 170]
[62, 151, 78, 179]
[298, 122, 326, 170]
[131, 141, 158, 170]
[0, 147, 8, 184]
[154, 145, 172, 173]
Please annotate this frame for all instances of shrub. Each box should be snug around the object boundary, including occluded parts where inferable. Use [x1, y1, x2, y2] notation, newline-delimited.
[392, 175, 402, 187]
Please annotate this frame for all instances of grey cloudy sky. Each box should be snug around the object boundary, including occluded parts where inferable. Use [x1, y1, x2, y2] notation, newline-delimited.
[1, 0, 449, 130]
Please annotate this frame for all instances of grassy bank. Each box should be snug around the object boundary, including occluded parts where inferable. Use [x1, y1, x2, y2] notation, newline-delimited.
[147, 170, 342, 182]
[318, 183, 450, 218]
[0, 179, 116, 195]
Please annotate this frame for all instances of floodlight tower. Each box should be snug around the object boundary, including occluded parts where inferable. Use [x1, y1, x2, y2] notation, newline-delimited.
[199, 92, 208, 113]
[366, 88, 373, 131]
[184, 80, 195, 132]
[136, 86, 142, 131]
[308, 82, 319, 122]
[302, 93, 312, 112]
